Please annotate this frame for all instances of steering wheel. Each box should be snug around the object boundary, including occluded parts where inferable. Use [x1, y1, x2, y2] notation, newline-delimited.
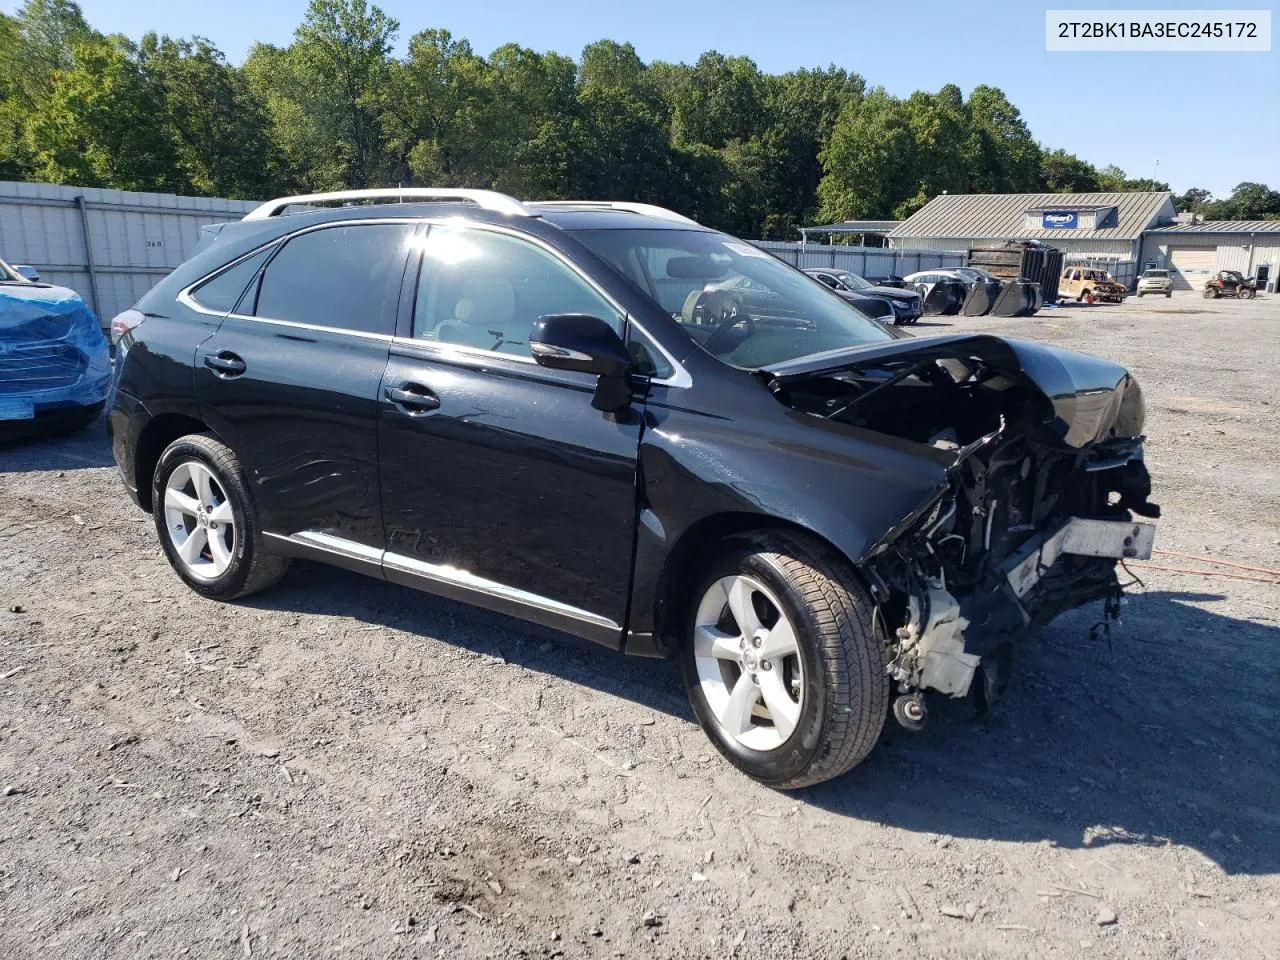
[686, 289, 754, 355]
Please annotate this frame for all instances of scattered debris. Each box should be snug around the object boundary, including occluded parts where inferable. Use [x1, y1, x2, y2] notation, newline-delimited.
[3, 785, 22, 797]
[424, 925, 438, 944]
[624, 853, 640, 865]
[0, 666, 26, 680]
[1052, 883, 1102, 899]
[996, 924, 1032, 931]
[692, 872, 708, 883]
[940, 905, 968, 920]
[486, 880, 503, 895]
[642, 912, 662, 928]
[251, 745, 280, 759]
[588, 927, 603, 937]
[1095, 905, 1118, 926]
[7, 605, 24, 614]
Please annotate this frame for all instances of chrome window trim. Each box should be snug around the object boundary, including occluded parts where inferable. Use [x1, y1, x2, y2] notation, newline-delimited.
[265, 530, 620, 631]
[177, 214, 691, 387]
[178, 217, 422, 332]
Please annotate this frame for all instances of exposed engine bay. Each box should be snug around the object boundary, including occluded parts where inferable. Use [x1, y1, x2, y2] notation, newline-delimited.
[763, 334, 1160, 725]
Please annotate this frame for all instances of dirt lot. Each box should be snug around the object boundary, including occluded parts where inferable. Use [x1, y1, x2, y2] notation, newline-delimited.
[2, 292, 1278, 959]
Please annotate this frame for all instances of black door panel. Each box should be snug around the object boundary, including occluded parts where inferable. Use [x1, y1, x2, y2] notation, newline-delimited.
[197, 324, 390, 547]
[378, 341, 641, 639]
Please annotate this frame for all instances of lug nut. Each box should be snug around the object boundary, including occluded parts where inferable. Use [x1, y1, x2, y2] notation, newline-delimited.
[761, 660, 772, 671]
[751, 635, 763, 649]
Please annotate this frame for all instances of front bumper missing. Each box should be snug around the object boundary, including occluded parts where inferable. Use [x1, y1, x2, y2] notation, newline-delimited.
[1006, 518, 1155, 600]
[904, 517, 1156, 698]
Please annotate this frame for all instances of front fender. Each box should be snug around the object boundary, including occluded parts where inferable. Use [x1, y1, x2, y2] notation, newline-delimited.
[625, 398, 949, 650]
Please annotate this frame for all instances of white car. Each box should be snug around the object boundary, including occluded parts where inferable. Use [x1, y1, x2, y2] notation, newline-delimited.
[902, 269, 976, 298]
[1136, 269, 1173, 298]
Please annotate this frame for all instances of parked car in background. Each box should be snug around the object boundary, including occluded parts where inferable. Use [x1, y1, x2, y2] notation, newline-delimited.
[1203, 270, 1256, 299]
[1136, 269, 1173, 298]
[903, 269, 973, 298]
[108, 188, 1159, 789]
[901, 270, 971, 317]
[802, 268, 923, 325]
[1059, 266, 1126, 304]
[0, 256, 110, 438]
[12, 263, 40, 282]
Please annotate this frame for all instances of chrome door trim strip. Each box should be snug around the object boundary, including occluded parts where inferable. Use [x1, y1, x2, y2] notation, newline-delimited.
[383, 551, 622, 631]
[264, 530, 621, 632]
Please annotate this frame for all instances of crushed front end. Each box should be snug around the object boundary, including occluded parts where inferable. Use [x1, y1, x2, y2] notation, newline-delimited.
[764, 334, 1160, 716]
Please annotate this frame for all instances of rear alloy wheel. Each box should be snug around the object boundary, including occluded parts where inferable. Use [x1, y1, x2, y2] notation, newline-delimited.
[680, 532, 888, 789]
[153, 434, 289, 600]
[163, 460, 237, 582]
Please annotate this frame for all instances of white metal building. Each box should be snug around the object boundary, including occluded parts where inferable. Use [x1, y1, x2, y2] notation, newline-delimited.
[0, 180, 256, 323]
[1138, 221, 1280, 292]
[888, 192, 1176, 259]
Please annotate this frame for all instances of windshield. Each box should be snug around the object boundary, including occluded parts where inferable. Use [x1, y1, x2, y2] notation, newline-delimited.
[836, 272, 873, 291]
[1143, 270, 1169, 278]
[570, 229, 893, 367]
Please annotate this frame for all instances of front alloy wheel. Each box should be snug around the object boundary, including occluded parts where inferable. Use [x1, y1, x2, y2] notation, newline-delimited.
[692, 574, 804, 750]
[680, 532, 888, 789]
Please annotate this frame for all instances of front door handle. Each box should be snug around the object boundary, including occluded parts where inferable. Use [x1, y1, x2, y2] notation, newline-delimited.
[385, 384, 440, 414]
[204, 351, 246, 377]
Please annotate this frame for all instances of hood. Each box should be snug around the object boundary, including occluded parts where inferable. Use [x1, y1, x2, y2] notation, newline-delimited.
[863, 285, 919, 302]
[761, 333, 1144, 449]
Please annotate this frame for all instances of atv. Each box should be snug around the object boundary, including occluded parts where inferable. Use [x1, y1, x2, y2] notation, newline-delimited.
[1203, 270, 1257, 299]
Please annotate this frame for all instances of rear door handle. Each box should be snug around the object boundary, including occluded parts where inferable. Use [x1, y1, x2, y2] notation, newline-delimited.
[385, 384, 440, 414]
[204, 351, 246, 377]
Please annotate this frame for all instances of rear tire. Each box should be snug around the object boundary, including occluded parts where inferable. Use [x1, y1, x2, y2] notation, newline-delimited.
[1240, 287, 1255, 300]
[680, 531, 888, 789]
[152, 434, 290, 601]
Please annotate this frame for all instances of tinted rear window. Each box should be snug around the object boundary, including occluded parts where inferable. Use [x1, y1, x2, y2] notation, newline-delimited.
[254, 223, 414, 334]
[190, 247, 272, 313]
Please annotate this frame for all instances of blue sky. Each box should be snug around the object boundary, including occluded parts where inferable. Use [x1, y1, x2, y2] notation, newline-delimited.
[42, 0, 1280, 197]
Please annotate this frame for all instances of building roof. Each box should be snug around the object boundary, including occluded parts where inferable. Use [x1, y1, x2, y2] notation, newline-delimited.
[1144, 220, 1280, 234]
[801, 220, 902, 235]
[889, 192, 1174, 242]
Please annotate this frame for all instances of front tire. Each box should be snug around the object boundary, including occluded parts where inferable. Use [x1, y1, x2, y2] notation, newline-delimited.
[1240, 287, 1255, 300]
[152, 434, 289, 601]
[680, 532, 888, 789]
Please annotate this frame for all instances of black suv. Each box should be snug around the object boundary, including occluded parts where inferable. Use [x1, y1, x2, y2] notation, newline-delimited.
[108, 189, 1159, 788]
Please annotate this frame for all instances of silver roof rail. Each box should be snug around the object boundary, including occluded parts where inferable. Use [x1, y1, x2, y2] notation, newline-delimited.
[529, 200, 699, 226]
[243, 188, 529, 221]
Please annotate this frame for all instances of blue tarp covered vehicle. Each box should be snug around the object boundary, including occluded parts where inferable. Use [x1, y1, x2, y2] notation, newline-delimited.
[1, 257, 111, 437]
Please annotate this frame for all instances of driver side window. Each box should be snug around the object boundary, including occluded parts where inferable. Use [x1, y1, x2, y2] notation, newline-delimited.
[413, 226, 623, 358]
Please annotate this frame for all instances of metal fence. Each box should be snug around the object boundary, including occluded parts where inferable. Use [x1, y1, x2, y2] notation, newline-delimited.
[752, 240, 967, 276]
[0, 181, 256, 325]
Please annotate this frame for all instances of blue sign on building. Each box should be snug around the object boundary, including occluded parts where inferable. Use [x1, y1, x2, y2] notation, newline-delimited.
[1042, 210, 1078, 229]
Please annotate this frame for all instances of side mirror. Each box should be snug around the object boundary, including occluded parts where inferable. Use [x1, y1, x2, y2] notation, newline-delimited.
[530, 313, 633, 413]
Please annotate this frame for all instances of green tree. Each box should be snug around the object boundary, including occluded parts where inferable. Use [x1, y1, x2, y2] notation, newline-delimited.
[1041, 148, 1100, 193]
[817, 88, 914, 221]
[139, 34, 281, 197]
[246, 0, 398, 191]
[964, 85, 1041, 192]
[1214, 181, 1280, 219]
[26, 34, 178, 190]
[1175, 187, 1212, 214]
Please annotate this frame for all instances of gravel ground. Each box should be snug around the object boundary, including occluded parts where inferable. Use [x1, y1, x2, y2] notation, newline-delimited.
[1, 292, 1278, 959]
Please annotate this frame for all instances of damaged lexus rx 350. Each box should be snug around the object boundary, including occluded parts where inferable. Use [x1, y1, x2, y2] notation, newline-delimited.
[107, 190, 1159, 789]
